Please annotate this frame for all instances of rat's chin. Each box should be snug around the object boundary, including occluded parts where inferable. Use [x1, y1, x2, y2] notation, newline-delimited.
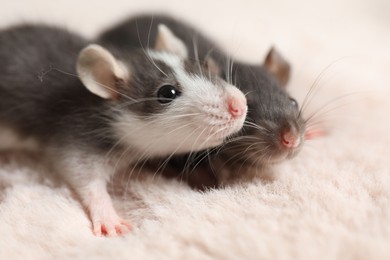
[243, 149, 298, 167]
[195, 135, 226, 151]
[196, 123, 242, 149]
[267, 148, 302, 164]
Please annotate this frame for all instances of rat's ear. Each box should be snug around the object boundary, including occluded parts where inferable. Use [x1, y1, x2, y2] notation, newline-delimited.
[155, 24, 188, 59]
[77, 44, 128, 99]
[204, 57, 221, 76]
[264, 47, 291, 88]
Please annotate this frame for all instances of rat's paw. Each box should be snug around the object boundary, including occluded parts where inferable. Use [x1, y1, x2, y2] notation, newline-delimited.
[93, 217, 132, 237]
[83, 180, 132, 237]
[90, 203, 132, 237]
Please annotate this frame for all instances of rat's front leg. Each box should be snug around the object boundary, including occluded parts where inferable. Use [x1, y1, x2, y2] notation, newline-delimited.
[80, 178, 131, 236]
[56, 149, 131, 236]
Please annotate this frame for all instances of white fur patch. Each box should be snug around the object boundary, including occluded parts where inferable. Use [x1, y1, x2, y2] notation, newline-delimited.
[147, 50, 182, 70]
[113, 51, 247, 157]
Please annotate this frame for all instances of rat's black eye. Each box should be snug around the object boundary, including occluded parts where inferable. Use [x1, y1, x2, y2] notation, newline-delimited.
[157, 84, 180, 104]
[290, 97, 298, 108]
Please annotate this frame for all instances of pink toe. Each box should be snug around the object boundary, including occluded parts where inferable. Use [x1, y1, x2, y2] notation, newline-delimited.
[120, 220, 132, 230]
[103, 224, 117, 237]
[93, 223, 102, 237]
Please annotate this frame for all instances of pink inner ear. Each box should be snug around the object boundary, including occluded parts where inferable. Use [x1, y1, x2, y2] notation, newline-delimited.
[264, 48, 291, 88]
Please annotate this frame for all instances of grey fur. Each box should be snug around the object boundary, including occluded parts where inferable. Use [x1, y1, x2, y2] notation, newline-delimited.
[0, 24, 115, 151]
[97, 14, 306, 187]
[0, 24, 214, 152]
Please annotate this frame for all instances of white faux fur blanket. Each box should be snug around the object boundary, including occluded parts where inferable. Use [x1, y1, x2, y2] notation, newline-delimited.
[1, 0, 389, 259]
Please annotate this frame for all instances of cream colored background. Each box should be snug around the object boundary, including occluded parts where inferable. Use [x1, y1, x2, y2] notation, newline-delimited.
[0, 0, 389, 259]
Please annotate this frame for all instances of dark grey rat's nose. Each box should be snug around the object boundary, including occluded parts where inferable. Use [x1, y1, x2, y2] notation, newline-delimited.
[280, 128, 301, 149]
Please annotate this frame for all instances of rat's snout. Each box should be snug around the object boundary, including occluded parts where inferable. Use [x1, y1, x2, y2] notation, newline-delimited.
[225, 86, 247, 118]
[280, 129, 301, 149]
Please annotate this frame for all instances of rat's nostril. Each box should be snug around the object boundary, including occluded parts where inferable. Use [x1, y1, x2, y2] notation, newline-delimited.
[282, 137, 291, 145]
[228, 97, 246, 118]
[281, 130, 300, 148]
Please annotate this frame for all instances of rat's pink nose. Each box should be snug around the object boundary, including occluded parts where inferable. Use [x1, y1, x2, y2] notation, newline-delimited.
[228, 96, 247, 118]
[281, 130, 300, 148]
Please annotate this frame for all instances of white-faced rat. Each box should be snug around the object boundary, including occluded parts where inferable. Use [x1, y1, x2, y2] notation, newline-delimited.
[97, 14, 308, 187]
[0, 24, 247, 235]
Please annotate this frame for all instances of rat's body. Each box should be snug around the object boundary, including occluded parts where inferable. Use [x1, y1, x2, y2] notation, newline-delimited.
[0, 26, 113, 151]
[0, 24, 247, 235]
[98, 14, 306, 187]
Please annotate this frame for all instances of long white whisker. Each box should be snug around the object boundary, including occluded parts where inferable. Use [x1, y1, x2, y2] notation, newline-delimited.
[299, 56, 352, 118]
[43, 66, 136, 101]
[135, 19, 168, 77]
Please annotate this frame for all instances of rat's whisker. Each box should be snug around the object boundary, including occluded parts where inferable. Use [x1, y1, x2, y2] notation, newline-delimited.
[304, 92, 367, 124]
[135, 19, 168, 77]
[192, 35, 204, 78]
[151, 126, 203, 179]
[41, 66, 136, 102]
[299, 56, 353, 117]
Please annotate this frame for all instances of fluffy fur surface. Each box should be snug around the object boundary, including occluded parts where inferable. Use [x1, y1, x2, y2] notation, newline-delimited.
[0, 0, 389, 259]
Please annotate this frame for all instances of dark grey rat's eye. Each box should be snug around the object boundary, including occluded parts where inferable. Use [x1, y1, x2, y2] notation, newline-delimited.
[290, 98, 298, 108]
[158, 84, 180, 104]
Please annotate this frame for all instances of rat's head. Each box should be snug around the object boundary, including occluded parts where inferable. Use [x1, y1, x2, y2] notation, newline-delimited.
[77, 25, 247, 157]
[218, 48, 305, 167]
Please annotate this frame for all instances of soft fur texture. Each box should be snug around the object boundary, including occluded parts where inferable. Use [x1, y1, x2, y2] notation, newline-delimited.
[0, 0, 389, 259]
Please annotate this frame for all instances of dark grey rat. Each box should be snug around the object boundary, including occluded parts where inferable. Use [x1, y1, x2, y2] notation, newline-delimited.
[97, 14, 310, 187]
[0, 24, 248, 235]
